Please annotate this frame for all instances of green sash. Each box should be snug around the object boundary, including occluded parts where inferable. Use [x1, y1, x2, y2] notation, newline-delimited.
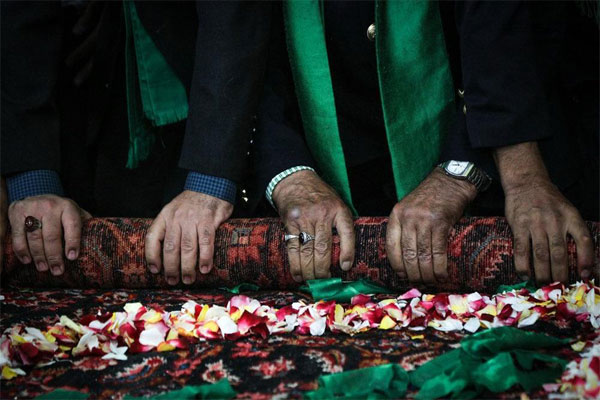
[123, 1, 189, 168]
[284, 0, 454, 213]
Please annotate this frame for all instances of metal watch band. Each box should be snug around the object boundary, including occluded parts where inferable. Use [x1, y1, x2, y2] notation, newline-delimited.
[438, 161, 492, 193]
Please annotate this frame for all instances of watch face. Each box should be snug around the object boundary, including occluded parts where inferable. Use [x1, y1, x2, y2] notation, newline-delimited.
[446, 161, 470, 176]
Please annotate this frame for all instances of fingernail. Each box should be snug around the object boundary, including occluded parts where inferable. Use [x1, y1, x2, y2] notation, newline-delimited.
[38, 262, 48, 271]
[51, 266, 62, 275]
[341, 261, 351, 271]
[167, 277, 178, 285]
[293, 274, 303, 282]
[68, 250, 77, 260]
[519, 274, 530, 282]
[200, 265, 210, 274]
[580, 269, 591, 279]
[182, 275, 192, 285]
[22, 256, 31, 264]
[149, 264, 158, 274]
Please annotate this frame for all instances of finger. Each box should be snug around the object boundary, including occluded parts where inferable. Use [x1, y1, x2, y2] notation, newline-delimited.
[548, 226, 568, 283]
[8, 212, 32, 265]
[333, 210, 355, 271]
[41, 213, 65, 276]
[180, 223, 198, 285]
[568, 220, 594, 279]
[61, 205, 83, 261]
[162, 223, 181, 285]
[299, 226, 316, 282]
[313, 222, 332, 278]
[432, 224, 449, 280]
[531, 228, 551, 284]
[26, 217, 48, 272]
[512, 227, 531, 281]
[401, 226, 421, 283]
[417, 228, 436, 285]
[386, 216, 406, 278]
[286, 225, 302, 282]
[145, 217, 166, 274]
[198, 224, 215, 275]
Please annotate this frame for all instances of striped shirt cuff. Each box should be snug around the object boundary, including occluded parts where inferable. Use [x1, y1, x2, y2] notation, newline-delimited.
[265, 166, 315, 209]
[6, 170, 64, 204]
[184, 172, 237, 204]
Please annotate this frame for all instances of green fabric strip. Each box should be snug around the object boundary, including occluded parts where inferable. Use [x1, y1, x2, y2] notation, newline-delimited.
[283, 0, 356, 214]
[219, 283, 260, 294]
[123, 1, 155, 169]
[496, 280, 537, 293]
[305, 364, 408, 399]
[35, 389, 89, 400]
[375, 1, 455, 200]
[411, 327, 568, 399]
[300, 277, 393, 302]
[123, 1, 188, 168]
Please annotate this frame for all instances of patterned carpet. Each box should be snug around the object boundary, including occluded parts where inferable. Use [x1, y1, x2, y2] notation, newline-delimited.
[1, 217, 599, 398]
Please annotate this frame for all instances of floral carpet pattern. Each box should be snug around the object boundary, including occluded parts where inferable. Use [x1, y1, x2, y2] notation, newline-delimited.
[0, 288, 595, 399]
[1, 217, 599, 398]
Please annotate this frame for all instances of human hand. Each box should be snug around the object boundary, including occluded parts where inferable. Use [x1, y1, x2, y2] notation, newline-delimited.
[8, 195, 91, 275]
[272, 170, 355, 282]
[495, 142, 594, 284]
[1, 178, 7, 273]
[386, 169, 476, 284]
[145, 191, 233, 285]
[504, 180, 593, 283]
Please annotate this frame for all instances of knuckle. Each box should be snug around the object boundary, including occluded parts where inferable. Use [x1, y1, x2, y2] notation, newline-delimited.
[44, 234, 61, 245]
[314, 240, 329, 256]
[514, 240, 527, 256]
[534, 244, 549, 261]
[418, 250, 432, 262]
[180, 237, 195, 252]
[551, 246, 566, 260]
[287, 244, 300, 254]
[300, 245, 314, 256]
[402, 249, 417, 261]
[163, 240, 176, 253]
[27, 231, 43, 241]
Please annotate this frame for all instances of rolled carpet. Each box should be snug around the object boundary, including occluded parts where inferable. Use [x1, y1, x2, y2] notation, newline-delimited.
[2, 217, 599, 292]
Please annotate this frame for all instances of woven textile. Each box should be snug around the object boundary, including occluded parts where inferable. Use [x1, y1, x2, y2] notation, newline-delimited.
[2, 217, 599, 291]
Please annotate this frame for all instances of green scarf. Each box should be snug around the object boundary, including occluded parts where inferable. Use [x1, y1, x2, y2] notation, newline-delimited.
[284, 0, 454, 214]
[123, 1, 189, 168]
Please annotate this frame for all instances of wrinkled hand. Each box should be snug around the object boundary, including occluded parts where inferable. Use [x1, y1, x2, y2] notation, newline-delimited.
[386, 169, 476, 285]
[8, 195, 91, 275]
[145, 191, 233, 285]
[1, 178, 7, 273]
[495, 142, 594, 284]
[273, 170, 355, 282]
[505, 180, 593, 284]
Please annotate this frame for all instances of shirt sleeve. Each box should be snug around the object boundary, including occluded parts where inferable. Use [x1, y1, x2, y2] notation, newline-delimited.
[6, 170, 64, 204]
[184, 171, 237, 204]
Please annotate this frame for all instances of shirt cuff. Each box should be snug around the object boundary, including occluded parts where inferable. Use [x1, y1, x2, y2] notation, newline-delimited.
[6, 170, 64, 204]
[184, 172, 237, 204]
[265, 166, 315, 209]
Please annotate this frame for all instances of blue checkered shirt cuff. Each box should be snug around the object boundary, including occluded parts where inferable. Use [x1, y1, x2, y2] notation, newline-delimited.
[6, 170, 64, 204]
[184, 172, 237, 204]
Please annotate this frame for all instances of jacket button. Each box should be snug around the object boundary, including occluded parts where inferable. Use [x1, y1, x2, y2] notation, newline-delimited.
[367, 23, 376, 41]
[463, 104, 467, 115]
[458, 88, 464, 98]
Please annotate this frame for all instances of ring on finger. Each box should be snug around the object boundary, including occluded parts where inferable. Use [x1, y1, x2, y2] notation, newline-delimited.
[284, 233, 299, 243]
[298, 232, 314, 245]
[25, 216, 42, 232]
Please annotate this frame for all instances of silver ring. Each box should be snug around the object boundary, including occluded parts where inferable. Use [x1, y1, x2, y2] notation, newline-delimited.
[284, 233, 299, 242]
[298, 232, 314, 245]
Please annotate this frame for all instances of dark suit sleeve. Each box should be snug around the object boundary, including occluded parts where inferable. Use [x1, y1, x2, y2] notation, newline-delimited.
[252, 8, 316, 196]
[1, 1, 64, 176]
[455, 0, 554, 149]
[178, 1, 273, 183]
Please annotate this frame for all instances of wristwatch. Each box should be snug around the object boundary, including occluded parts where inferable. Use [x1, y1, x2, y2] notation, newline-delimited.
[438, 160, 492, 193]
